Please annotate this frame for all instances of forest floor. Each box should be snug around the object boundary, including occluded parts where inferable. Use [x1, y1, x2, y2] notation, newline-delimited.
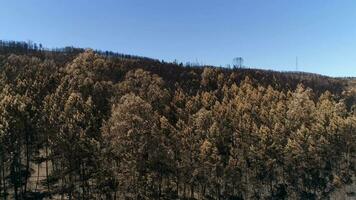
[330, 176, 356, 200]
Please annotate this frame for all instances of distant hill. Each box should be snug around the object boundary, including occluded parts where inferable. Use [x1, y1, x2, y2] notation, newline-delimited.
[0, 39, 354, 111]
[0, 40, 350, 96]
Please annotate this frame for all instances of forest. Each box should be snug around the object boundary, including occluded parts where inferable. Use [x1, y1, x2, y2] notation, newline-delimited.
[0, 40, 355, 200]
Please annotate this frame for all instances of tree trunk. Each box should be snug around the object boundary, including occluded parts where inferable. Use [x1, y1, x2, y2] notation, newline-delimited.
[1, 150, 6, 200]
[2, 154, 6, 200]
[0, 158, 2, 200]
[45, 146, 51, 198]
[175, 176, 179, 198]
[18, 144, 23, 200]
[158, 174, 162, 200]
[217, 184, 221, 200]
[80, 162, 87, 199]
[24, 130, 30, 195]
[13, 155, 18, 200]
[35, 162, 40, 191]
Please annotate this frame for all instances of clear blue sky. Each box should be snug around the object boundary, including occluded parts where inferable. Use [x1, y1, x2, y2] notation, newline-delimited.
[1, 0, 355, 77]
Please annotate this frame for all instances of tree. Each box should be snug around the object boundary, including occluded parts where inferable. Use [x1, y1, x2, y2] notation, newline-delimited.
[0, 85, 30, 199]
[103, 93, 175, 199]
[42, 50, 115, 198]
[118, 69, 170, 113]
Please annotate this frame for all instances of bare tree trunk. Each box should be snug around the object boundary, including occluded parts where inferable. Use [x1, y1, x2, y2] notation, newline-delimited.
[80, 162, 87, 200]
[158, 173, 162, 200]
[202, 184, 206, 199]
[45, 146, 51, 198]
[2, 153, 6, 200]
[68, 171, 74, 200]
[18, 144, 23, 200]
[35, 162, 40, 191]
[12, 153, 18, 200]
[1, 151, 6, 200]
[190, 184, 194, 199]
[176, 175, 179, 198]
[217, 184, 221, 200]
[0, 157, 2, 200]
[24, 130, 31, 195]
[61, 160, 65, 200]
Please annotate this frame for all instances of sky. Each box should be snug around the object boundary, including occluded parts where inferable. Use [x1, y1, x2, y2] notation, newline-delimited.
[0, 0, 355, 77]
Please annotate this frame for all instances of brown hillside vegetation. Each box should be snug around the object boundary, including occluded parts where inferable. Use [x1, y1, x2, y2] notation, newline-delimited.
[0, 41, 355, 199]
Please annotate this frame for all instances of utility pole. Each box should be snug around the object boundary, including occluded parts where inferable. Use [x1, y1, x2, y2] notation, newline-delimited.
[296, 56, 298, 71]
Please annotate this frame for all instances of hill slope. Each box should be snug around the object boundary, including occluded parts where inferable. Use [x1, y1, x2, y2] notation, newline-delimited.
[0, 40, 355, 200]
[0, 40, 351, 96]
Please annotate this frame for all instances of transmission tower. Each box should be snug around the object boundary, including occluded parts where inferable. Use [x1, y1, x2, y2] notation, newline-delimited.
[233, 57, 244, 68]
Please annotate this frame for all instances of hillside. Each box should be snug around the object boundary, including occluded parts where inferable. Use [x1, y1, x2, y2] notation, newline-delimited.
[0, 40, 355, 200]
[344, 77, 356, 90]
[0, 40, 351, 96]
